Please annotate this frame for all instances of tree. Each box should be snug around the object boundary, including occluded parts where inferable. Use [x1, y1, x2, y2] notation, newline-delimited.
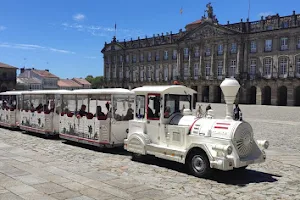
[85, 75, 104, 89]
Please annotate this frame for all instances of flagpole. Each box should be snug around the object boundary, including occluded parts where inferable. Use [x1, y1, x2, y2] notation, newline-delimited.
[248, 0, 251, 20]
[114, 22, 117, 38]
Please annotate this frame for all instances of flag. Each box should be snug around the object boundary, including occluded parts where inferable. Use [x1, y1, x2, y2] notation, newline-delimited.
[180, 7, 183, 15]
[114, 23, 117, 30]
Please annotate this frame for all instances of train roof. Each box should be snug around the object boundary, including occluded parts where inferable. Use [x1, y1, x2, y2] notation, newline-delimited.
[132, 85, 197, 95]
[71, 88, 134, 95]
[21, 90, 72, 95]
[0, 91, 25, 95]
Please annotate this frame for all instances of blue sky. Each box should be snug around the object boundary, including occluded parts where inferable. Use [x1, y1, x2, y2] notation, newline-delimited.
[0, 0, 298, 79]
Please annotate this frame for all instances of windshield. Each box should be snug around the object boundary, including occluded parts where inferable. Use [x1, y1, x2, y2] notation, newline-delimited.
[164, 94, 191, 118]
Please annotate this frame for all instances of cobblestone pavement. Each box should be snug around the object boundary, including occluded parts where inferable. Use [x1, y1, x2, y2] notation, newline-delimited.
[0, 104, 300, 200]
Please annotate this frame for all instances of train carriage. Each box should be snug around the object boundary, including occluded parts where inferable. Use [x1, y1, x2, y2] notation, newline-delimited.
[19, 90, 71, 136]
[0, 91, 23, 128]
[59, 88, 134, 147]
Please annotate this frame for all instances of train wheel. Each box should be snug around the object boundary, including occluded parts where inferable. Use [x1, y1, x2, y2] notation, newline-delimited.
[187, 150, 212, 178]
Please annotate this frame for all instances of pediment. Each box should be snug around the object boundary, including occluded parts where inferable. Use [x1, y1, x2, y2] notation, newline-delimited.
[101, 43, 124, 53]
[181, 22, 240, 41]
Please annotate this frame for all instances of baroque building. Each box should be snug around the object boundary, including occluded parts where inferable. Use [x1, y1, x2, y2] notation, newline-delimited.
[101, 3, 300, 106]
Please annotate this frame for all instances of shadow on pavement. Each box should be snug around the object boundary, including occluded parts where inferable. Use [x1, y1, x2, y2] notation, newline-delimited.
[61, 140, 131, 156]
[136, 156, 280, 186]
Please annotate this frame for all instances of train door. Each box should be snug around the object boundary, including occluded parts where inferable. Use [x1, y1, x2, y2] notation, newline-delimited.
[145, 93, 161, 145]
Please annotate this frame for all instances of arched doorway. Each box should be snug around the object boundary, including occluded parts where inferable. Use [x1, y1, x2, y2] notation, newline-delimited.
[0, 85, 7, 92]
[202, 86, 209, 102]
[214, 86, 222, 103]
[248, 86, 257, 104]
[262, 86, 271, 105]
[294, 86, 300, 106]
[277, 86, 287, 106]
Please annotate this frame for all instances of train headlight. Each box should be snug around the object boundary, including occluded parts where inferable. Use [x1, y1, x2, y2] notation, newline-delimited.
[227, 146, 233, 155]
[257, 140, 269, 149]
[212, 144, 233, 155]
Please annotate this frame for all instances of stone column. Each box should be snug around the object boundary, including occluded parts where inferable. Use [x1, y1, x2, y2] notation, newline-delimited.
[236, 43, 241, 75]
[209, 85, 215, 103]
[223, 43, 228, 76]
[287, 85, 294, 106]
[210, 44, 215, 76]
[271, 86, 277, 105]
[243, 40, 249, 73]
[199, 43, 204, 77]
[197, 86, 202, 103]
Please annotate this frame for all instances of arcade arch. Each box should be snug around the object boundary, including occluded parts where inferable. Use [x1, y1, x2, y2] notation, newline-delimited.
[214, 86, 222, 103]
[262, 86, 271, 105]
[202, 86, 209, 102]
[277, 86, 287, 106]
[294, 86, 300, 106]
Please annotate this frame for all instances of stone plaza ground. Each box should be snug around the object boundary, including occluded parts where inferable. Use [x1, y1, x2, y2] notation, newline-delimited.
[0, 103, 300, 200]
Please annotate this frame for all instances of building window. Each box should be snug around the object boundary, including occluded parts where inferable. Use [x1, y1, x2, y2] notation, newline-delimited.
[264, 58, 272, 76]
[172, 64, 177, 79]
[194, 47, 200, 57]
[164, 65, 169, 81]
[280, 37, 288, 51]
[147, 52, 152, 61]
[265, 39, 272, 52]
[126, 55, 129, 63]
[217, 61, 223, 77]
[229, 60, 236, 77]
[279, 57, 288, 75]
[205, 62, 210, 76]
[297, 38, 300, 49]
[184, 48, 189, 58]
[205, 47, 211, 56]
[250, 41, 257, 53]
[139, 68, 143, 81]
[126, 68, 130, 79]
[173, 50, 177, 59]
[140, 53, 144, 62]
[155, 51, 160, 61]
[164, 50, 168, 60]
[296, 57, 300, 74]
[184, 63, 189, 79]
[106, 57, 110, 64]
[132, 54, 137, 63]
[120, 55, 123, 63]
[250, 59, 257, 79]
[147, 66, 152, 80]
[281, 21, 289, 28]
[155, 65, 160, 81]
[231, 43, 237, 54]
[194, 63, 199, 79]
[217, 44, 223, 55]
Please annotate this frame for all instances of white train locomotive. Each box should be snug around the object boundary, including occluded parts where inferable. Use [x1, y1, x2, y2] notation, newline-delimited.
[124, 78, 269, 178]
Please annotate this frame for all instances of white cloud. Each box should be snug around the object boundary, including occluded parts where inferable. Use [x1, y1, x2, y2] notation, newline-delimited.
[0, 42, 75, 54]
[73, 13, 85, 22]
[61, 23, 144, 39]
[258, 12, 275, 18]
[0, 26, 7, 31]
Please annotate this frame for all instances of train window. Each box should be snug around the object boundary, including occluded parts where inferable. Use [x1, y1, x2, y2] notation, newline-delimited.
[113, 95, 134, 121]
[135, 95, 145, 119]
[89, 94, 110, 120]
[164, 94, 191, 118]
[147, 94, 160, 120]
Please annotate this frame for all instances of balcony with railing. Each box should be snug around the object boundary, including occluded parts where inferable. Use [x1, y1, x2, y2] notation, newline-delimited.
[272, 72, 278, 78]
[280, 45, 288, 51]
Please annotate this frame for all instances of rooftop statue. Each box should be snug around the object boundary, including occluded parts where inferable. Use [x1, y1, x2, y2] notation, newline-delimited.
[205, 2, 213, 19]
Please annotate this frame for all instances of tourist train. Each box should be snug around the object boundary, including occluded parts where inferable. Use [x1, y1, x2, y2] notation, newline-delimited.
[0, 78, 269, 177]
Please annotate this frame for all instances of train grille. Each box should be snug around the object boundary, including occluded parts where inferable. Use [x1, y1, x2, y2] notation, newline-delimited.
[233, 125, 253, 158]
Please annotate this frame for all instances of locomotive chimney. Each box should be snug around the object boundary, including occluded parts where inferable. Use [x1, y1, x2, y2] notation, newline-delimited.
[220, 78, 240, 120]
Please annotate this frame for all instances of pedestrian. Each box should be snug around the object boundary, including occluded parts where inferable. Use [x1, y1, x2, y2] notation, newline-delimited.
[233, 104, 241, 121]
